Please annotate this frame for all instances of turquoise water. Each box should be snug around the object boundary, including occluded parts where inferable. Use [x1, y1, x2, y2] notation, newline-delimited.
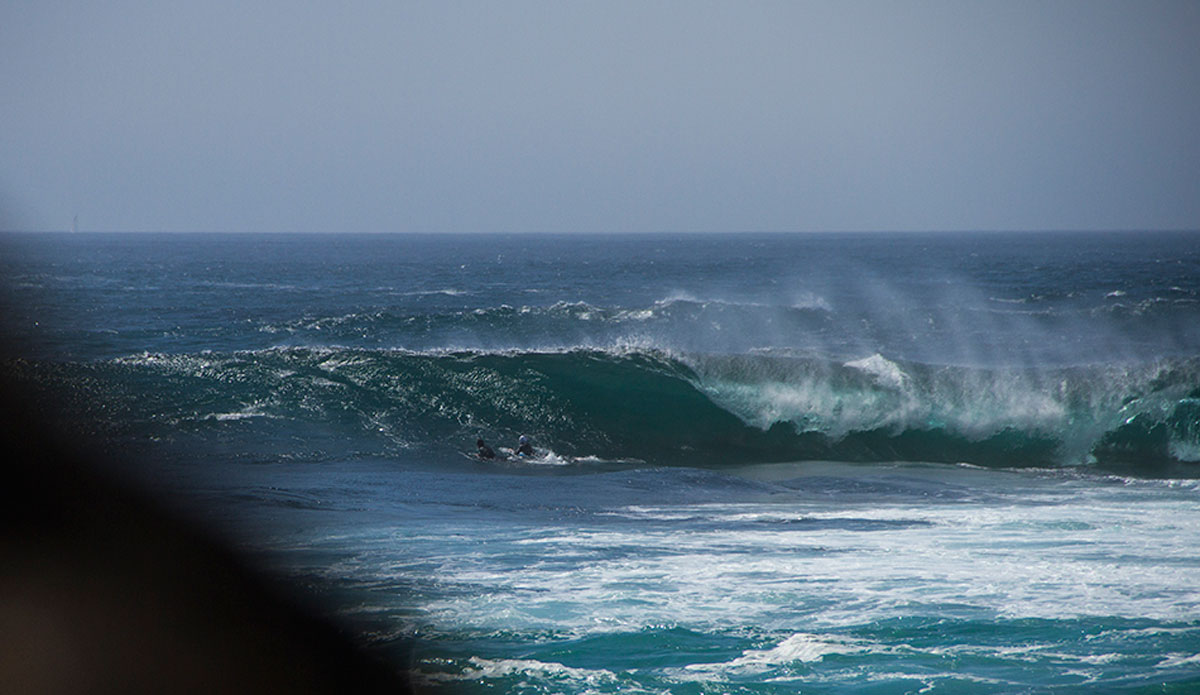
[3, 231, 1199, 692]
[186, 458, 1200, 694]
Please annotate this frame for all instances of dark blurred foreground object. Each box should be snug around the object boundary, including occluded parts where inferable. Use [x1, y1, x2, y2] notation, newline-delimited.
[0, 385, 413, 694]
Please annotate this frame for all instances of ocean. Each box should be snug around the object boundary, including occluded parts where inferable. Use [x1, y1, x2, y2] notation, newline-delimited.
[2, 230, 1199, 693]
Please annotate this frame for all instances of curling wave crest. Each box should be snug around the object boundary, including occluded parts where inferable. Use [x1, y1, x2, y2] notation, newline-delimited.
[16, 345, 1200, 470]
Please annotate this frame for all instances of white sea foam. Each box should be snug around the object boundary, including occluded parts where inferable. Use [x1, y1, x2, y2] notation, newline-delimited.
[395, 474, 1200, 642]
[401, 288, 468, 297]
[493, 447, 574, 466]
[654, 291, 831, 313]
[460, 657, 617, 682]
[844, 353, 909, 388]
[1156, 652, 1200, 669]
[206, 410, 280, 422]
[1168, 440, 1200, 462]
[685, 633, 865, 673]
[613, 308, 656, 321]
[681, 350, 1155, 446]
[414, 656, 635, 692]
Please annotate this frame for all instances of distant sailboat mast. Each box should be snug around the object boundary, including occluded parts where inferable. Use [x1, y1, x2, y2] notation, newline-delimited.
[71, 214, 78, 233]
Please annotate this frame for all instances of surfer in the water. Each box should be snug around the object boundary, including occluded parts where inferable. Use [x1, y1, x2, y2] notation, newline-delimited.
[476, 438, 495, 460]
[516, 435, 534, 457]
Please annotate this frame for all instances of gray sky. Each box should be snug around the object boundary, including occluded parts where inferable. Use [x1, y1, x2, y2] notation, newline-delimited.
[2, 1, 1198, 233]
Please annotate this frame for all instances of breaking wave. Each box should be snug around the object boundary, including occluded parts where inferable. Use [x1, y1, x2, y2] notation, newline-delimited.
[12, 346, 1200, 472]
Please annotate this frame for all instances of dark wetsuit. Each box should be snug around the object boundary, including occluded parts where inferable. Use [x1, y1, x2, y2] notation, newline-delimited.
[476, 441, 496, 459]
[516, 442, 534, 457]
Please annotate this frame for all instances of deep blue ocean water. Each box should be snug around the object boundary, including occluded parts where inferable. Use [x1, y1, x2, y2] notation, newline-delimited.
[3, 231, 1200, 693]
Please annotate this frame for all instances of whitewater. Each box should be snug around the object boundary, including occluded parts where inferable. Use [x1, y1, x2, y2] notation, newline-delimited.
[2, 231, 1198, 693]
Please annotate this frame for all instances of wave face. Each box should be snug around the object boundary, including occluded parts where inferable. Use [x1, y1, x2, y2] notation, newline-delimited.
[14, 346, 1199, 470]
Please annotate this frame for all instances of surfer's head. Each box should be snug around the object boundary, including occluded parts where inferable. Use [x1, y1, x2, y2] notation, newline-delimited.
[476, 439, 485, 447]
[518, 435, 529, 445]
